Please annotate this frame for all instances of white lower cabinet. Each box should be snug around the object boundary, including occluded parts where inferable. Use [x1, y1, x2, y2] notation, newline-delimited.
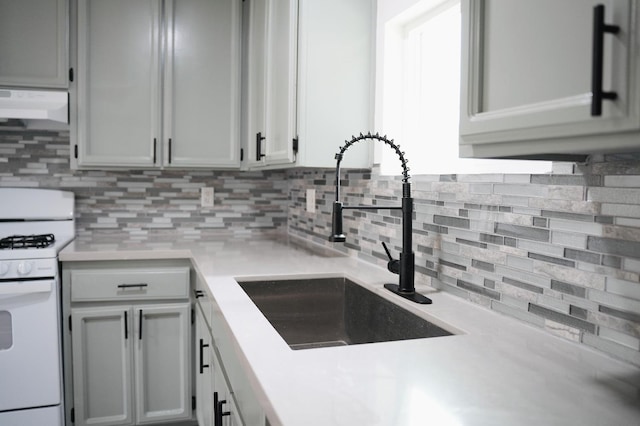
[65, 263, 192, 426]
[195, 295, 256, 426]
[195, 305, 214, 426]
[72, 304, 191, 426]
[212, 355, 243, 426]
[135, 305, 192, 424]
[71, 308, 134, 426]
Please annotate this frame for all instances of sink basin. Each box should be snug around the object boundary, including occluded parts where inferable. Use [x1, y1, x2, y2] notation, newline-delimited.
[237, 277, 454, 350]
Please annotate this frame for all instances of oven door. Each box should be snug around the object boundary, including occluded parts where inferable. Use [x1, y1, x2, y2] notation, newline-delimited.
[0, 278, 62, 412]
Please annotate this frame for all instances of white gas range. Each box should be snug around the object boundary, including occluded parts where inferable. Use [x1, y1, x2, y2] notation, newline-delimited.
[0, 188, 75, 426]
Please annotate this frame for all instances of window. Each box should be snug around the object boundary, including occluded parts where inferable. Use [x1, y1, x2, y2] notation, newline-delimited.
[379, 0, 551, 175]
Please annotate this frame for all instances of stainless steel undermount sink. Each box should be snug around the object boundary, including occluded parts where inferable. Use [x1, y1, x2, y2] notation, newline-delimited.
[237, 277, 454, 350]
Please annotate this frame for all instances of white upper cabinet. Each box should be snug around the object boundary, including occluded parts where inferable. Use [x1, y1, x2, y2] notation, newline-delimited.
[163, 0, 242, 168]
[0, 0, 68, 88]
[246, 0, 375, 169]
[73, 0, 241, 169]
[459, 0, 640, 159]
[75, 0, 160, 168]
[246, 0, 298, 168]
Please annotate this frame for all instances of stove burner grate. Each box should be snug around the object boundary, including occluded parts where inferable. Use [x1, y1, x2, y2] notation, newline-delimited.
[0, 234, 55, 249]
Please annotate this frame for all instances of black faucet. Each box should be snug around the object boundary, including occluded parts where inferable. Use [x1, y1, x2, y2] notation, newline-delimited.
[329, 133, 432, 304]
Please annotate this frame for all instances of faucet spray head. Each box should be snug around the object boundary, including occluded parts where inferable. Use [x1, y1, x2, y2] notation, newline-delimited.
[328, 201, 346, 242]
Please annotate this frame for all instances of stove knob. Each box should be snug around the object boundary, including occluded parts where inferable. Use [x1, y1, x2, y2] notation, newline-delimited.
[17, 261, 33, 276]
[0, 263, 8, 276]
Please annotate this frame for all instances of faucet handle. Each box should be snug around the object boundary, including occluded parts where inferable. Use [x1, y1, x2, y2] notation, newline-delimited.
[381, 242, 400, 275]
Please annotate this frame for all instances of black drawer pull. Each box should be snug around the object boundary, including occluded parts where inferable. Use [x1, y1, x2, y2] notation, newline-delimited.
[194, 289, 205, 299]
[117, 283, 148, 289]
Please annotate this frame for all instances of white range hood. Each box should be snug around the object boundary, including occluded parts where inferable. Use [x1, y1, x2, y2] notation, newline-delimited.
[0, 89, 68, 124]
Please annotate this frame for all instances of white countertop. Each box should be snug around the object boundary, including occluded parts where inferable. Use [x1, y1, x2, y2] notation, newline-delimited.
[60, 235, 640, 426]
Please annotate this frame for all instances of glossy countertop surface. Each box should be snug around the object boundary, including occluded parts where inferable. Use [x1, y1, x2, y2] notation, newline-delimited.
[60, 235, 640, 426]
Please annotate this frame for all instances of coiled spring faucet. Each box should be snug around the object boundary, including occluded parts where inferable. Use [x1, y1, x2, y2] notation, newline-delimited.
[329, 132, 432, 304]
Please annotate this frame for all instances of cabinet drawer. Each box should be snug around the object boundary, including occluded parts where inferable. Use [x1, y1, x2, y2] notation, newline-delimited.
[71, 267, 190, 301]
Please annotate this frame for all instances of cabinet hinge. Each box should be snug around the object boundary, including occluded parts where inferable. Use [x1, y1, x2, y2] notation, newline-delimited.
[192, 396, 196, 410]
[292, 137, 299, 154]
[74, 144, 78, 159]
[240, 148, 244, 162]
[70, 407, 75, 423]
[68, 315, 72, 332]
[69, 68, 74, 82]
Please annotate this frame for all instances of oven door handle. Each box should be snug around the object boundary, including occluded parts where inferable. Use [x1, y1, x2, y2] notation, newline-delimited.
[0, 281, 53, 296]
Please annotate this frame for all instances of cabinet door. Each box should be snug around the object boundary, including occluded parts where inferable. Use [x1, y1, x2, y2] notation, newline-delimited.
[459, 0, 640, 158]
[212, 350, 244, 426]
[134, 304, 191, 424]
[296, 0, 374, 168]
[247, 0, 298, 168]
[195, 303, 214, 426]
[76, 0, 161, 167]
[245, 0, 269, 168]
[0, 0, 68, 88]
[263, 0, 298, 166]
[163, 0, 242, 168]
[71, 307, 134, 426]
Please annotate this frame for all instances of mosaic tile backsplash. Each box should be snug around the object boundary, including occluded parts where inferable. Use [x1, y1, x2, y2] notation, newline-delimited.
[287, 160, 640, 367]
[0, 130, 288, 239]
[2, 128, 640, 366]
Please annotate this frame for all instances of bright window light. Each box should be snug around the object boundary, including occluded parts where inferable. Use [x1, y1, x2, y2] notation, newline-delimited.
[380, 0, 552, 175]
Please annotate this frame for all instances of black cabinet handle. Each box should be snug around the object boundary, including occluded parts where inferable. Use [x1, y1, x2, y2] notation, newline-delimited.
[194, 289, 205, 299]
[124, 311, 128, 340]
[214, 392, 219, 426]
[591, 4, 620, 116]
[256, 132, 266, 161]
[216, 399, 230, 425]
[153, 138, 157, 164]
[139, 310, 143, 340]
[168, 138, 172, 164]
[199, 338, 210, 374]
[117, 283, 148, 289]
[214, 393, 230, 426]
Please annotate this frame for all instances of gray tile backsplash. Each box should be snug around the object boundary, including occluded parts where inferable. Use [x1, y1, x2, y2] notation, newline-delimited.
[3, 129, 640, 366]
[0, 130, 288, 239]
[286, 161, 640, 367]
